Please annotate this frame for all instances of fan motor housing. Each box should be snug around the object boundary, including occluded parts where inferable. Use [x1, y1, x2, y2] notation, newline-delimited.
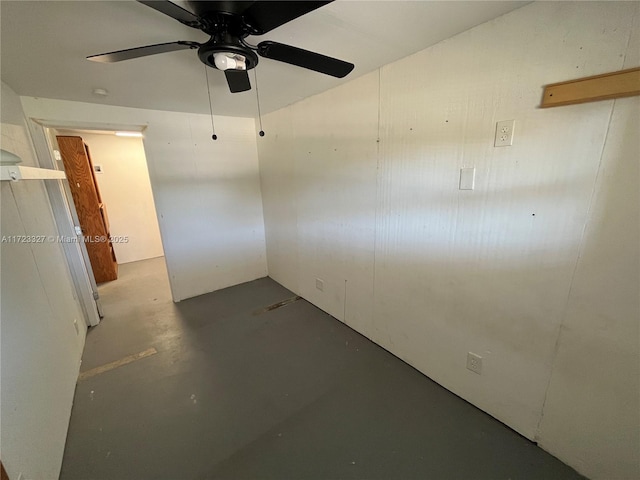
[197, 36, 259, 70]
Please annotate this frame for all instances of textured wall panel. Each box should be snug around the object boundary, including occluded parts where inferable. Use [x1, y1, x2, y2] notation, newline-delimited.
[257, 3, 639, 478]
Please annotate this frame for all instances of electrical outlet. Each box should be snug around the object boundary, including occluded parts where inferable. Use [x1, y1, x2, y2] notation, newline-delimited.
[315, 278, 324, 292]
[467, 352, 482, 375]
[73, 318, 79, 335]
[494, 120, 515, 147]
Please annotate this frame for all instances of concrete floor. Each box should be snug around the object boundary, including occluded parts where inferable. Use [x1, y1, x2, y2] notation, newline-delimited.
[61, 257, 584, 480]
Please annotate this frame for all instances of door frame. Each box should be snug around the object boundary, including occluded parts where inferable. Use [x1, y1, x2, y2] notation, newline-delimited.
[26, 118, 103, 326]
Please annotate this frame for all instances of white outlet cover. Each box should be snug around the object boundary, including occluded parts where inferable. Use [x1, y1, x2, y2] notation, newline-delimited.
[315, 278, 324, 292]
[467, 352, 483, 375]
[494, 120, 515, 147]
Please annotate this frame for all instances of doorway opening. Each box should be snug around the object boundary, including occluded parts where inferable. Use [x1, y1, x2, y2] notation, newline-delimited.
[31, 120, 168, 326]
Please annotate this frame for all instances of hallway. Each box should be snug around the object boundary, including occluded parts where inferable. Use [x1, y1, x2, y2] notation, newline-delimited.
[60, 258, 583, 479]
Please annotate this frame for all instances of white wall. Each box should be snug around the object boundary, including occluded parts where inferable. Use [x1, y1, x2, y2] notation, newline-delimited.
[536, 8, 640, 473]
[257, 2, 639, 479]
[55, 131, 164, 264]
[1, 82, 87, 479]
[21, 98, 268, 301]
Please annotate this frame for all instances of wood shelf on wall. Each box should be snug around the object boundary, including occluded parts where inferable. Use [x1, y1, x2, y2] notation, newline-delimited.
[540, 67, 640, 108]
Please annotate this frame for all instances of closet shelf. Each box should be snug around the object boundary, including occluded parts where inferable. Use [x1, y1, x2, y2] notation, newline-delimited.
[1, 165, 66, 182]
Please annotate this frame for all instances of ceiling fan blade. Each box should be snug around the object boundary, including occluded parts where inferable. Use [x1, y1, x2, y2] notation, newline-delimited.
[243, 1, 332, 35]
[224, 70, 252, 93]
[87, 41, 200, 63]
[257, 41, 354, 78]
[137, 1, 202, 28]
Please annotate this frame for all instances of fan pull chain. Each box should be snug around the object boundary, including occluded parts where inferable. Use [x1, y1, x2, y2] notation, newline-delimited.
[204, 66, 218, 141]
[253, 69, 265, 137]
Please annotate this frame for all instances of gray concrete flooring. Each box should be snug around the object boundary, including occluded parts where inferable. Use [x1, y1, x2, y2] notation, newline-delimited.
[61, 257, 584, 480]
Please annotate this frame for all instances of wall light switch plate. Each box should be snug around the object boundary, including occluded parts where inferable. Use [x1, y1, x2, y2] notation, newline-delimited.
[315, 278, 324, 292]
[494, 120, 515, 147]
[459, 168, 475, 190]
[94, 164, 103, 174]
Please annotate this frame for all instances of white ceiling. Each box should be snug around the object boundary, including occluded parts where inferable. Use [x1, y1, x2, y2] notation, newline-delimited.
[1, 1, 528, 117]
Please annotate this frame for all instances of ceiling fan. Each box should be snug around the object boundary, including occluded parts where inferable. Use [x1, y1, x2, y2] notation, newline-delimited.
[87, 0, 355, 93]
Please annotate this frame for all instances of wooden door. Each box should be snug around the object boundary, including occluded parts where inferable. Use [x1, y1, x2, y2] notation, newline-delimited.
[57, 136, 117, 283]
